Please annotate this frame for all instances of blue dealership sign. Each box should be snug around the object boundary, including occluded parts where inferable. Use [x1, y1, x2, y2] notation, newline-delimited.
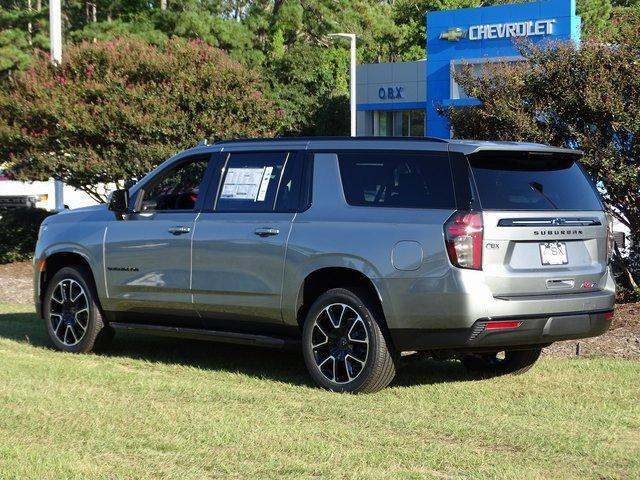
[426, 0, 581, 137]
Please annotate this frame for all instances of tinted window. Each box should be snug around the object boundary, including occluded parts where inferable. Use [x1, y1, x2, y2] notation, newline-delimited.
[275, 153, 306, 212]
[337, 151, 455, 209]
[216, 152, 291, 212]
[469, 153, 602, 211]
[140, 155, 209, 212]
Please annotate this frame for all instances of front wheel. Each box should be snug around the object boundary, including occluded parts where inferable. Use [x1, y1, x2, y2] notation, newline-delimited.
[302, 288, 397, 393]
[461, 348, 542, 376]
[44, 266, 114, 353]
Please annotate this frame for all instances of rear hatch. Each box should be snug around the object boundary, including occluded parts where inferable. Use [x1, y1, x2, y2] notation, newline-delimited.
[469, 150, 609, 297]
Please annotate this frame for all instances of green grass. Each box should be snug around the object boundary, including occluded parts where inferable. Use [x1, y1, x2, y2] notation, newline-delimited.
[0, 302, 639, 479]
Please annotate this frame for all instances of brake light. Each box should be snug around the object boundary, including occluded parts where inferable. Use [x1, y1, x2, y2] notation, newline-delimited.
[444, 211, 483, 270]
[605, 214, 615, 264]
[604, 311, 614, 321]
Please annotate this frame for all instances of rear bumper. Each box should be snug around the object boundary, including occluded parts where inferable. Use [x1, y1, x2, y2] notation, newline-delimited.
[375, 266, 616, 331]
[390, 310, 613, 351]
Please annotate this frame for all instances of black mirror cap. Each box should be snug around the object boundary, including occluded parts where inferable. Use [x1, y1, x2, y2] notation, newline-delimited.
[108, 189, 129, 213]
[124, 178, 138, 190]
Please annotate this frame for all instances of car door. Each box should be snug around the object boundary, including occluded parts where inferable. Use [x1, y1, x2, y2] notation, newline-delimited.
[103, 153, 213, 325]
[191, 150, 307, 327]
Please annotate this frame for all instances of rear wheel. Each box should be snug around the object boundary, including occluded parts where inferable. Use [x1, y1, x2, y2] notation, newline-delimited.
[302, 288, 397, 393]
[461, 348, 542, 376]
[44, 266, 114, 353]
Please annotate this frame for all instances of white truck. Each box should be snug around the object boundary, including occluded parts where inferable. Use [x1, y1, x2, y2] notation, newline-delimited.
[0, 167, 98, 211]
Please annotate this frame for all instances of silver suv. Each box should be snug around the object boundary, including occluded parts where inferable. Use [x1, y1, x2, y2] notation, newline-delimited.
[34, 138, 616, 393]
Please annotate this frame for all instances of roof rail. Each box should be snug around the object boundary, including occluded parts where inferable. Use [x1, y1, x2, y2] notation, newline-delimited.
[213, 136, 449, 145]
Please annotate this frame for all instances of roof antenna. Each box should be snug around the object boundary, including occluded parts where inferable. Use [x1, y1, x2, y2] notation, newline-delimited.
[197, 139, 209, 146]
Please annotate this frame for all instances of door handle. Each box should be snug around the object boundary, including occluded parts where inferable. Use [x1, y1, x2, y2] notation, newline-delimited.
[254, 227, 280, 237]
[168, 226, 191, 235]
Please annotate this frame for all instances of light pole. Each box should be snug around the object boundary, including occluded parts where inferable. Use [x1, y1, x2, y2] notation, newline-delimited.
[49, 0, 62, 64]
[328, 33, 356, 137]
[50, 0, 64, 210]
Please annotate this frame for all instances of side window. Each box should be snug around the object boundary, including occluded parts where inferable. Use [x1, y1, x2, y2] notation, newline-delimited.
[337, 151, 455, 209]
[275, 153, 306, 212]
[216, 151, 299, 212]
[139, 155, 210, 212]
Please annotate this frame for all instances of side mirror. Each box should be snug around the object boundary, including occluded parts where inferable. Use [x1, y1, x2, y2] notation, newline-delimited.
[124, 178, 138, 190]
[108, 189, 129, 214]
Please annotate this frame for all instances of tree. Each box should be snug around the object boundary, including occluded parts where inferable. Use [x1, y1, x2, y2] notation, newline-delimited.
[0, 2, 48, 74]
[0, 37, 284, 202]
[577, 0, 613, 34]
[266, 43, 350, 135]
[248, 0, 415, 134]
[443, 26, 640, 285]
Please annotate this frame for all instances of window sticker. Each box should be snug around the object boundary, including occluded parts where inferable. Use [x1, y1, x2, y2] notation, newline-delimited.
[256, 166, 273, 202]
[221, 167, 269, 201]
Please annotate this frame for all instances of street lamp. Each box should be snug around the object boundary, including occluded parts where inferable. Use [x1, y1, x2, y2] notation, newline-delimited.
[328, 33, 356, 137]
[50, 0, 64, 210]
[49, 0, 62, 64]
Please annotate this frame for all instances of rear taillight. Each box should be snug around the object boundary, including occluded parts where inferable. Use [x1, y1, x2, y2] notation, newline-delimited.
[604, 311, 614, 322]
[606, 214, 615, 264]
[444, 211, 483, 270]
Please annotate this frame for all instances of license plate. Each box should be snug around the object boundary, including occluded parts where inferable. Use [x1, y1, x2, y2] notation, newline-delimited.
[539, 242, 568, 265]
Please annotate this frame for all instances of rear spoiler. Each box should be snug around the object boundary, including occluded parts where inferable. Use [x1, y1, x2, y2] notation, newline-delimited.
[449, 142, 582, 158]
[465, 150, 583, 171]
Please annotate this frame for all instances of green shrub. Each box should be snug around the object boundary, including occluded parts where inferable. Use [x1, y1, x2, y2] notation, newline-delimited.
[0, 208, 55, 264]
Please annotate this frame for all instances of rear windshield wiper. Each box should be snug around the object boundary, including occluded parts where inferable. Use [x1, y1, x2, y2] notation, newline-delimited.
[528, 182, 559, 209]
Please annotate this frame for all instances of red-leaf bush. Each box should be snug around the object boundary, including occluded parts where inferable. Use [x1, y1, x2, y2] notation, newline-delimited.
[0, 37, 284, 202]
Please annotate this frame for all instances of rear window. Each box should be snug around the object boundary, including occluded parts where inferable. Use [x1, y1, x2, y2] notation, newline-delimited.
[337, 151, 455, 209]
[469, 152, 602, 211]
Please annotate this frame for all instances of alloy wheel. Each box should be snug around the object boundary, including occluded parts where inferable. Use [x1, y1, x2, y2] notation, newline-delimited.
[49, 279, 89, 347]
[310, 303, 369, 384]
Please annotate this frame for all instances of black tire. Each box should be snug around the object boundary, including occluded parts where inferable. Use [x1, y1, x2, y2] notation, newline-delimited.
[461, 348, 542, 376]
[302, 287, 397, 393]
[43, 266, 114, 353]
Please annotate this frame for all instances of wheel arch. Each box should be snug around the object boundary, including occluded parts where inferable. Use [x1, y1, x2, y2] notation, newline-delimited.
[39, 250, 100, 318]
[293, 266, 389, 333]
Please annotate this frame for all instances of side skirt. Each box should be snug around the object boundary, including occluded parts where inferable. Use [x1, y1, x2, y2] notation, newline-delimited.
[109, 322, 301, 350]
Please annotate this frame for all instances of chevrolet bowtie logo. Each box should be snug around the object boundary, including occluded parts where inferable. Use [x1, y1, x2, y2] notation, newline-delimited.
[439, 27, 466, 41]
